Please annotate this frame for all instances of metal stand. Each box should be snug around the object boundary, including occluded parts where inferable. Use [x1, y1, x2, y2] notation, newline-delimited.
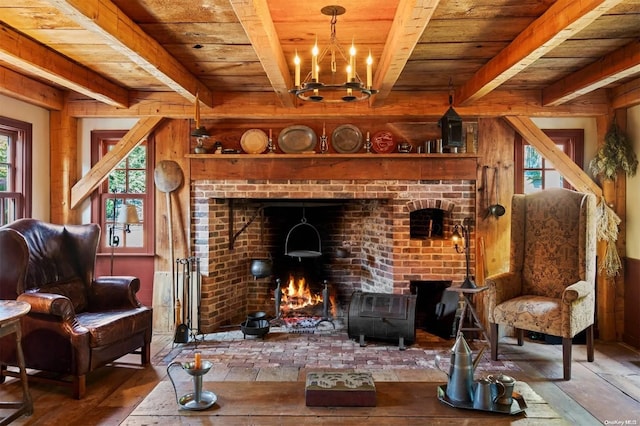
[447, 286, 490, 344]
[173, 257, 204, 347]
[315, 280, 335, 329]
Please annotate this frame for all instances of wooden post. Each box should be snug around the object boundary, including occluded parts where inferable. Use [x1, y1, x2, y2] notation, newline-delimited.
[50, 94, 79, 224]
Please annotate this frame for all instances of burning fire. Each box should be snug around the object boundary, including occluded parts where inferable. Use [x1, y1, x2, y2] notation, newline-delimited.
[282, 276, 322, 311]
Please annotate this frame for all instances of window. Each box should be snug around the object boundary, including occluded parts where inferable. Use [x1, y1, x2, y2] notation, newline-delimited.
[514, 129, 584, 194]
[0, 117, 31, 225]
[91, 131, 154, 254]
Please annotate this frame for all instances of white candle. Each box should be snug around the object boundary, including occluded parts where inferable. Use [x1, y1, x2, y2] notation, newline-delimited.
[294, 50, 300, 87]
[312, 37, 319, 81]
[349, 42, 356, 81]
[366, 51, 373, 89]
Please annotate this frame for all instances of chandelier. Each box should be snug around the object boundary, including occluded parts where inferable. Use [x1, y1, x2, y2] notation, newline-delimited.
[289, 5, 377, 103]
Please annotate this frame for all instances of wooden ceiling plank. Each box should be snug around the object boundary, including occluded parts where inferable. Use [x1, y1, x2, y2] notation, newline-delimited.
[543, 40, 640, 106]
[456, 0, 625, 105]
[0, 65, 64, 110]
[611, 77, 640, 109]
[228, 0, 294, 108]
[504, 116, 603, 198]
[45, 0, 214, 107]
[70, 116, 164, 209]
[0, 22, 128, 108]
[64, 89, 609, 120]
[372, 0, 441, 104]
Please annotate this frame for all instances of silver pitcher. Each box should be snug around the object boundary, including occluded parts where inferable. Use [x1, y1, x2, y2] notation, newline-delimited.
[435, 333, 486, 403]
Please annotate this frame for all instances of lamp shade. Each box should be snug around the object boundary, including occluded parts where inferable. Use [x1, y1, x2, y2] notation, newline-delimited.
[117, 204, 140, 225]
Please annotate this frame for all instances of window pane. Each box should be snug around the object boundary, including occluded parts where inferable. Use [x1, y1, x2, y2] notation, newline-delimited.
[545, 170, 564, 189]
[0, 135, 8, 162]
[109, 171, 127, 193]
[0, 164, 8, 191]
[524, 171, 542, 194]
[128, 170, 146, 193]
[128, 146, 146, 168]
[524, 145, 541, 168]
[126, 224, 144, 247]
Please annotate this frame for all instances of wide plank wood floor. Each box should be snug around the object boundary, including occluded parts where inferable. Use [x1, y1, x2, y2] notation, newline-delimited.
[1, 332, 639, 425]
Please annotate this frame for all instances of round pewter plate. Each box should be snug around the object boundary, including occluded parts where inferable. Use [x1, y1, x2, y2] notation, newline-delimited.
[278, 125, 317, 153]
[331, 124, 363, 153]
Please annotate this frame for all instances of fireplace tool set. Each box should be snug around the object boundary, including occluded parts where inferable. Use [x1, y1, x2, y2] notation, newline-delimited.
[173, 256, 202, 345]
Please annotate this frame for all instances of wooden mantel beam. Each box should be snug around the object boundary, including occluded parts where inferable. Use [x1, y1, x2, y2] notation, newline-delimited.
[65, 89, 610, 119]
[45, 0, 214, 108]
[229, 0, 294, 108]
[504, 116, 603, 198]
[70, 117, 164, 209]
[372, 0, 441, 104]
[0, 22, 128, 108]
[456, 0, 624, 105]
[543, 40, 640, 106]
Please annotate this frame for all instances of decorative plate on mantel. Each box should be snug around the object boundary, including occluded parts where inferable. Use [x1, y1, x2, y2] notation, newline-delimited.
[240, 129, 268, 154]
[331, 124, 363, 153]
[371, 130, 396, 154]
[278, 125, 317, 153]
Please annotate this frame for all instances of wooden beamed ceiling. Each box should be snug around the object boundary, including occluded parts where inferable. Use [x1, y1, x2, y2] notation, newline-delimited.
[0, 0, 637, 117]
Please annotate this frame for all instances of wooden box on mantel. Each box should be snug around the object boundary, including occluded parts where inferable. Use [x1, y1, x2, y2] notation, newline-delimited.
[305, 371, 376, 407]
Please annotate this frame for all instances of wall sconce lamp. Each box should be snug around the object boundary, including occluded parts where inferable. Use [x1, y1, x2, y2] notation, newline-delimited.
[452, 217, 476, 289]
[109, 202, 140, 275]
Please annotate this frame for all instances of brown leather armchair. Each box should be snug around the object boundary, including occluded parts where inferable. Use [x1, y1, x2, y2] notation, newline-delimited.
[0, 219, 152, 398]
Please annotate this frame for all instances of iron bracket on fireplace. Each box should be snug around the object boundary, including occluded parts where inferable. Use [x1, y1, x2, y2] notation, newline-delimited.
[228, 199, 264, 250]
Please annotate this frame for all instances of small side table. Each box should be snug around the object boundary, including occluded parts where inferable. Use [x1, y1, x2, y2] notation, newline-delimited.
[446, 286, 491, 344]
[0, 300, 33, 425]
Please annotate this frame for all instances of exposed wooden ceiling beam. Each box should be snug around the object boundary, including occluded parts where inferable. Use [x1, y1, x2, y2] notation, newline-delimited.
[70, 116, 164, 209]
[0, 22, 128, 108]
[543, 40, 640, 106]
[372, 0, 441, 105]
[611, 77, 640, 110]
[504, 116, 603, 198]
[45, 0, 214, 108]
[456, 0, 624, 106]
[0, 65, 64, 110]
[229, 0, 294, 108]
[64, 89, 610, 119]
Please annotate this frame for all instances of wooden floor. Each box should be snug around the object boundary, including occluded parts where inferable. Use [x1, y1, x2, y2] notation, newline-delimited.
[1, 332, 639, 425]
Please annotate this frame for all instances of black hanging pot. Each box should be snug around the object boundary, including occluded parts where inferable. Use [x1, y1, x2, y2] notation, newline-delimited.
[250, 258, 272, 279]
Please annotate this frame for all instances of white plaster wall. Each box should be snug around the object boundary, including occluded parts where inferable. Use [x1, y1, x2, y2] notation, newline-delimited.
[77, 118, 139, 223]
[626, 105, 640, 259]
[0, 94, 50, 221]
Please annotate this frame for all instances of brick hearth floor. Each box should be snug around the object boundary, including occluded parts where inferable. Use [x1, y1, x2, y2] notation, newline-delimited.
[155, 323, 521, 383]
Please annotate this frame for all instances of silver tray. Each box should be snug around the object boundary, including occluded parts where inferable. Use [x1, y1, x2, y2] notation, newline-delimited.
[437, 385, 527, 415]
[278, 125, 317, 153]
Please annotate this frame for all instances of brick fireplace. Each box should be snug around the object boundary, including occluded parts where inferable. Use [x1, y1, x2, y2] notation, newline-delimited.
[191, 176, 476, 333]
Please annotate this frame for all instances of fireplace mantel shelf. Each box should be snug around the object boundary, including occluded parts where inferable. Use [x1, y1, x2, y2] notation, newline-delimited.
[188, 153, 480, 181]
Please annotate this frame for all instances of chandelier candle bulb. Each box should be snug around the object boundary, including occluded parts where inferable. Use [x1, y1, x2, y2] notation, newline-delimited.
[350, 42, 356, 79]
[366, 51, 373, 88]
[312, 38, 319, 81]
[294, 51, 300, 87]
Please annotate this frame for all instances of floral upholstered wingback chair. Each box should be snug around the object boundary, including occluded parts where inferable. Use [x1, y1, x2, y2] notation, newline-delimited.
[486, 188, 597, 380]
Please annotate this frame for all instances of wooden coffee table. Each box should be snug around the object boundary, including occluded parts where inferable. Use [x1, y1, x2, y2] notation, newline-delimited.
[124, 380, 565, 424]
